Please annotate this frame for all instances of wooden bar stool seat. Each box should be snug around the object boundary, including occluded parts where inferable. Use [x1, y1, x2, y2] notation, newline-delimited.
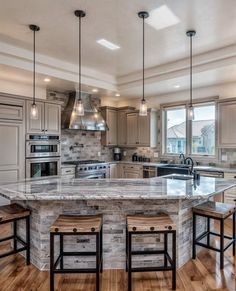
[50, 214, 102, 233]
[126, 214, 176, 291]
[0, 203, 31, 264]
[50, 214, 103, 291]
[192, 201, 236, 269]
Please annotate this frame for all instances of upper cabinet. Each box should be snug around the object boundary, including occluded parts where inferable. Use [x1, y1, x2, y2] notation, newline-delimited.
[218, 100, 236, 147]
[117, 107, 135, 147]
[26, 101, 61, 134]
[101, 107, 117, 146]
[127, 109, 157, 147]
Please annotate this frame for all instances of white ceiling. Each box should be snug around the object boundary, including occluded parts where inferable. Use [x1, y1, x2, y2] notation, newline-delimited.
[1, 0, 236, 99]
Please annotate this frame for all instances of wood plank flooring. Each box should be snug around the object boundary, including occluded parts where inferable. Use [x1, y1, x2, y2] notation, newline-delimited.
[0, 220, 235, 290]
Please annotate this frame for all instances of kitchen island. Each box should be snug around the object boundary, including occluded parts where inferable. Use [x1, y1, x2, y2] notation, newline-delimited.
[0, 174, 235, 271]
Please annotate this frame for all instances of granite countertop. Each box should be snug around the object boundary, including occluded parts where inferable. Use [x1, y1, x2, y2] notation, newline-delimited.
[62, 161, 236, 173]
[0, 174, 235, 201]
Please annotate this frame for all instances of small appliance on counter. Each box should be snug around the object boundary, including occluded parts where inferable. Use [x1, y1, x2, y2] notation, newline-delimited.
[113, 147, 122, 161]
[132, 153, 138, 162]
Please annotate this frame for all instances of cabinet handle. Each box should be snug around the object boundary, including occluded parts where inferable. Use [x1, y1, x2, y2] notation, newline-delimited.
[136, 142, 139, 144]
[65, 170, 71, 173]
[45, 129, 48, 132]
[234, 176, 236, 179]
[41, 130, 44, 132]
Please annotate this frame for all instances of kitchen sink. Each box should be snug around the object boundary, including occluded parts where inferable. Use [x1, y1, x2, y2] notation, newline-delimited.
[164, 174, 193, 180]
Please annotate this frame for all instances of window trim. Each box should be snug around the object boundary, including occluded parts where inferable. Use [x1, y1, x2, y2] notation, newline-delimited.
[161, 99, 218, 160]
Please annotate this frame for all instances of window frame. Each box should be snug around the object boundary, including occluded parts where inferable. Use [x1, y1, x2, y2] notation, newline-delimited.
[161, 100, 218, 160]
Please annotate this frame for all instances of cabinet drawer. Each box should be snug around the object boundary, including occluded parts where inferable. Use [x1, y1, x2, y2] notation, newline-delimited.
[224, 173, 236, 179]
[0, 104, 23, 120]
[123, 164, 142, 171]
[61, 167, 75, 176]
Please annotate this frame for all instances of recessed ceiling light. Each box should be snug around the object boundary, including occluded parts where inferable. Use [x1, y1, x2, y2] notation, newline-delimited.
[92, 88, 98, 93]
[97, 39, 120, 50]
[174, 85, 180, 88]
[115, 93, 120, 97]
[44, 78, 51, 82]
[146, 5, 180, 31]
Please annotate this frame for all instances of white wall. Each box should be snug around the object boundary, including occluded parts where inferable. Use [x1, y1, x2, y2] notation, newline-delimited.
[0, 79, 46, 99]
[116, 82, 236, 109]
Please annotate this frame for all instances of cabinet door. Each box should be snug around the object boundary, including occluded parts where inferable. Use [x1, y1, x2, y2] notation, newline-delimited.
[127, 113, 138, 146]
[138, 114, 150, 146]
[26, 101, 44, 133]
[45, 103, 61, 134]
[107, 109, 117, 146]
[218, 101, 236, 147]
[124, 170, 140, 179]
[0, 121, 24, 183]
[117, 111, 127, 146]
[109, 164, 118, 178]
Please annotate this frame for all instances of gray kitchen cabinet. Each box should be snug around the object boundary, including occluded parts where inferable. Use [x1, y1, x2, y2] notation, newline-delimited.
[109, 163, 118, 178]
[218, 100, 236, 147]
[117, 107, 135, 147]
[122, 164, 143, 179]
[26, 100, 61, 134]
[223, 173, 236, 205]
[0, 96, 25, 183]
[127, 109, 157, 147]
[101, 107, 117, 146]
[44, 103, 61, 134]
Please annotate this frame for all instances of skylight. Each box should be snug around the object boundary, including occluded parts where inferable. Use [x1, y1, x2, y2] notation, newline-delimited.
[97, 39, 120, 50]
[146, 5, 180, 31]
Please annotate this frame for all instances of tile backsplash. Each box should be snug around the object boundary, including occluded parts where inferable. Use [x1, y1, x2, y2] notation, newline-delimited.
[61, 130, 113, 162]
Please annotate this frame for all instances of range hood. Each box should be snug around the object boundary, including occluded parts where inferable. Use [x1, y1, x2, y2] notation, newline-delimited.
[61, 92, 108, 131]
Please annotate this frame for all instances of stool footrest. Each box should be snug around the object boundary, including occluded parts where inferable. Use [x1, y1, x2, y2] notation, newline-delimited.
[0, 246, 27, 259]
[54, 268, 97, 274]
[131, 250, 166, 255]
[62, 251, 97, 256]
[131, 266, 174, 272]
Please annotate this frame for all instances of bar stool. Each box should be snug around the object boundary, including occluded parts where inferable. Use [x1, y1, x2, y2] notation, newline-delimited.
[50, 214, 103, 291]
[192, 201, 236, 269]
[126, 214, 176, 291]
[0, 203, 31, 264]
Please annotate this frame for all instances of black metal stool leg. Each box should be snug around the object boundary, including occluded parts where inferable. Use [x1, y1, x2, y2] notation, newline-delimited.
[164, 233, 168, 267]
[172, 231, 176, 290]
[192, 213, 196, 259]
[60, 234, 63, 269]
[233, 213, 235, 256]
[220, 218, 224, 269]
[207, 217, 210, 246]
[26, 216, 30, 265]
[126, 226, 128, 272]
[96, 233, 100, 291]
[128, 232, 132, 291]
[50, 233, 55, 291]
[13, 220, 17, 252]
[100, 227, 103, 273]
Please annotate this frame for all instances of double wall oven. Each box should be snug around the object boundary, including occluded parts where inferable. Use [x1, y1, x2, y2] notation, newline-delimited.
[26, 134, 61, 178]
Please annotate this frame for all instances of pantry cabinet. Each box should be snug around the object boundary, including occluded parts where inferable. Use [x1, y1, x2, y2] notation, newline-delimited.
[26, 101, 61, 134]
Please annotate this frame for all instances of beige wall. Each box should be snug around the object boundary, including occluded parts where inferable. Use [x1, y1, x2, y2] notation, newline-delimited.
[0, 79, 46, 99]
[115, 82, 236, 109]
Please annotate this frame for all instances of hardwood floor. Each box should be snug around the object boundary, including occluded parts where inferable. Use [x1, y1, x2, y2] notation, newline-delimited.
[0, 221, 235, 291]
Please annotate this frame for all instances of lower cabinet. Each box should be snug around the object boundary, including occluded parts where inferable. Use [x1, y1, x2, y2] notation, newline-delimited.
[61, 166, 75, 179]
[224, 173, 236, 205]
[122, 164, 143, 179]
[0, 121, 25, 183]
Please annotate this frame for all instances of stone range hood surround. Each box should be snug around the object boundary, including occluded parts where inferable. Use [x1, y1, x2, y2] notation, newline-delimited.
[61, 91, 108, 131]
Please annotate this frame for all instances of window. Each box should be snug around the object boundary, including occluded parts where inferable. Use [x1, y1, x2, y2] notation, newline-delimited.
[163, 102, 216, 157]
[191, 104, 215, 155]
[165, 107, 186, 154]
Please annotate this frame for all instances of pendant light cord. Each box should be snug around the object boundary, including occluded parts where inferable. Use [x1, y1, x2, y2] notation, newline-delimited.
[190, 34, 192, 107]
[79, 15, 82, 101]
[142, 16, 145, 102]
[33, 29, 36, 105]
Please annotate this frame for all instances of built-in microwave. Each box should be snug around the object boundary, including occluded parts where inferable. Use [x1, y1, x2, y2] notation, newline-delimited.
[26, 157, 61, 178]
[26, 134, 60, 158]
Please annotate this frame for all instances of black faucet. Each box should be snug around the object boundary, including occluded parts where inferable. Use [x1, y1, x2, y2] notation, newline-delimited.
[179, 153, 185, 164]
[184, 157, 194, 175]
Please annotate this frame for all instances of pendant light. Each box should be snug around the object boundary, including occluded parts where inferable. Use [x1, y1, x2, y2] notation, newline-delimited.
[186, 30, 196, 120]
[75, 10, 86, 116]
[29, 24, 40, 119]
[138, 11, 149, 116]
